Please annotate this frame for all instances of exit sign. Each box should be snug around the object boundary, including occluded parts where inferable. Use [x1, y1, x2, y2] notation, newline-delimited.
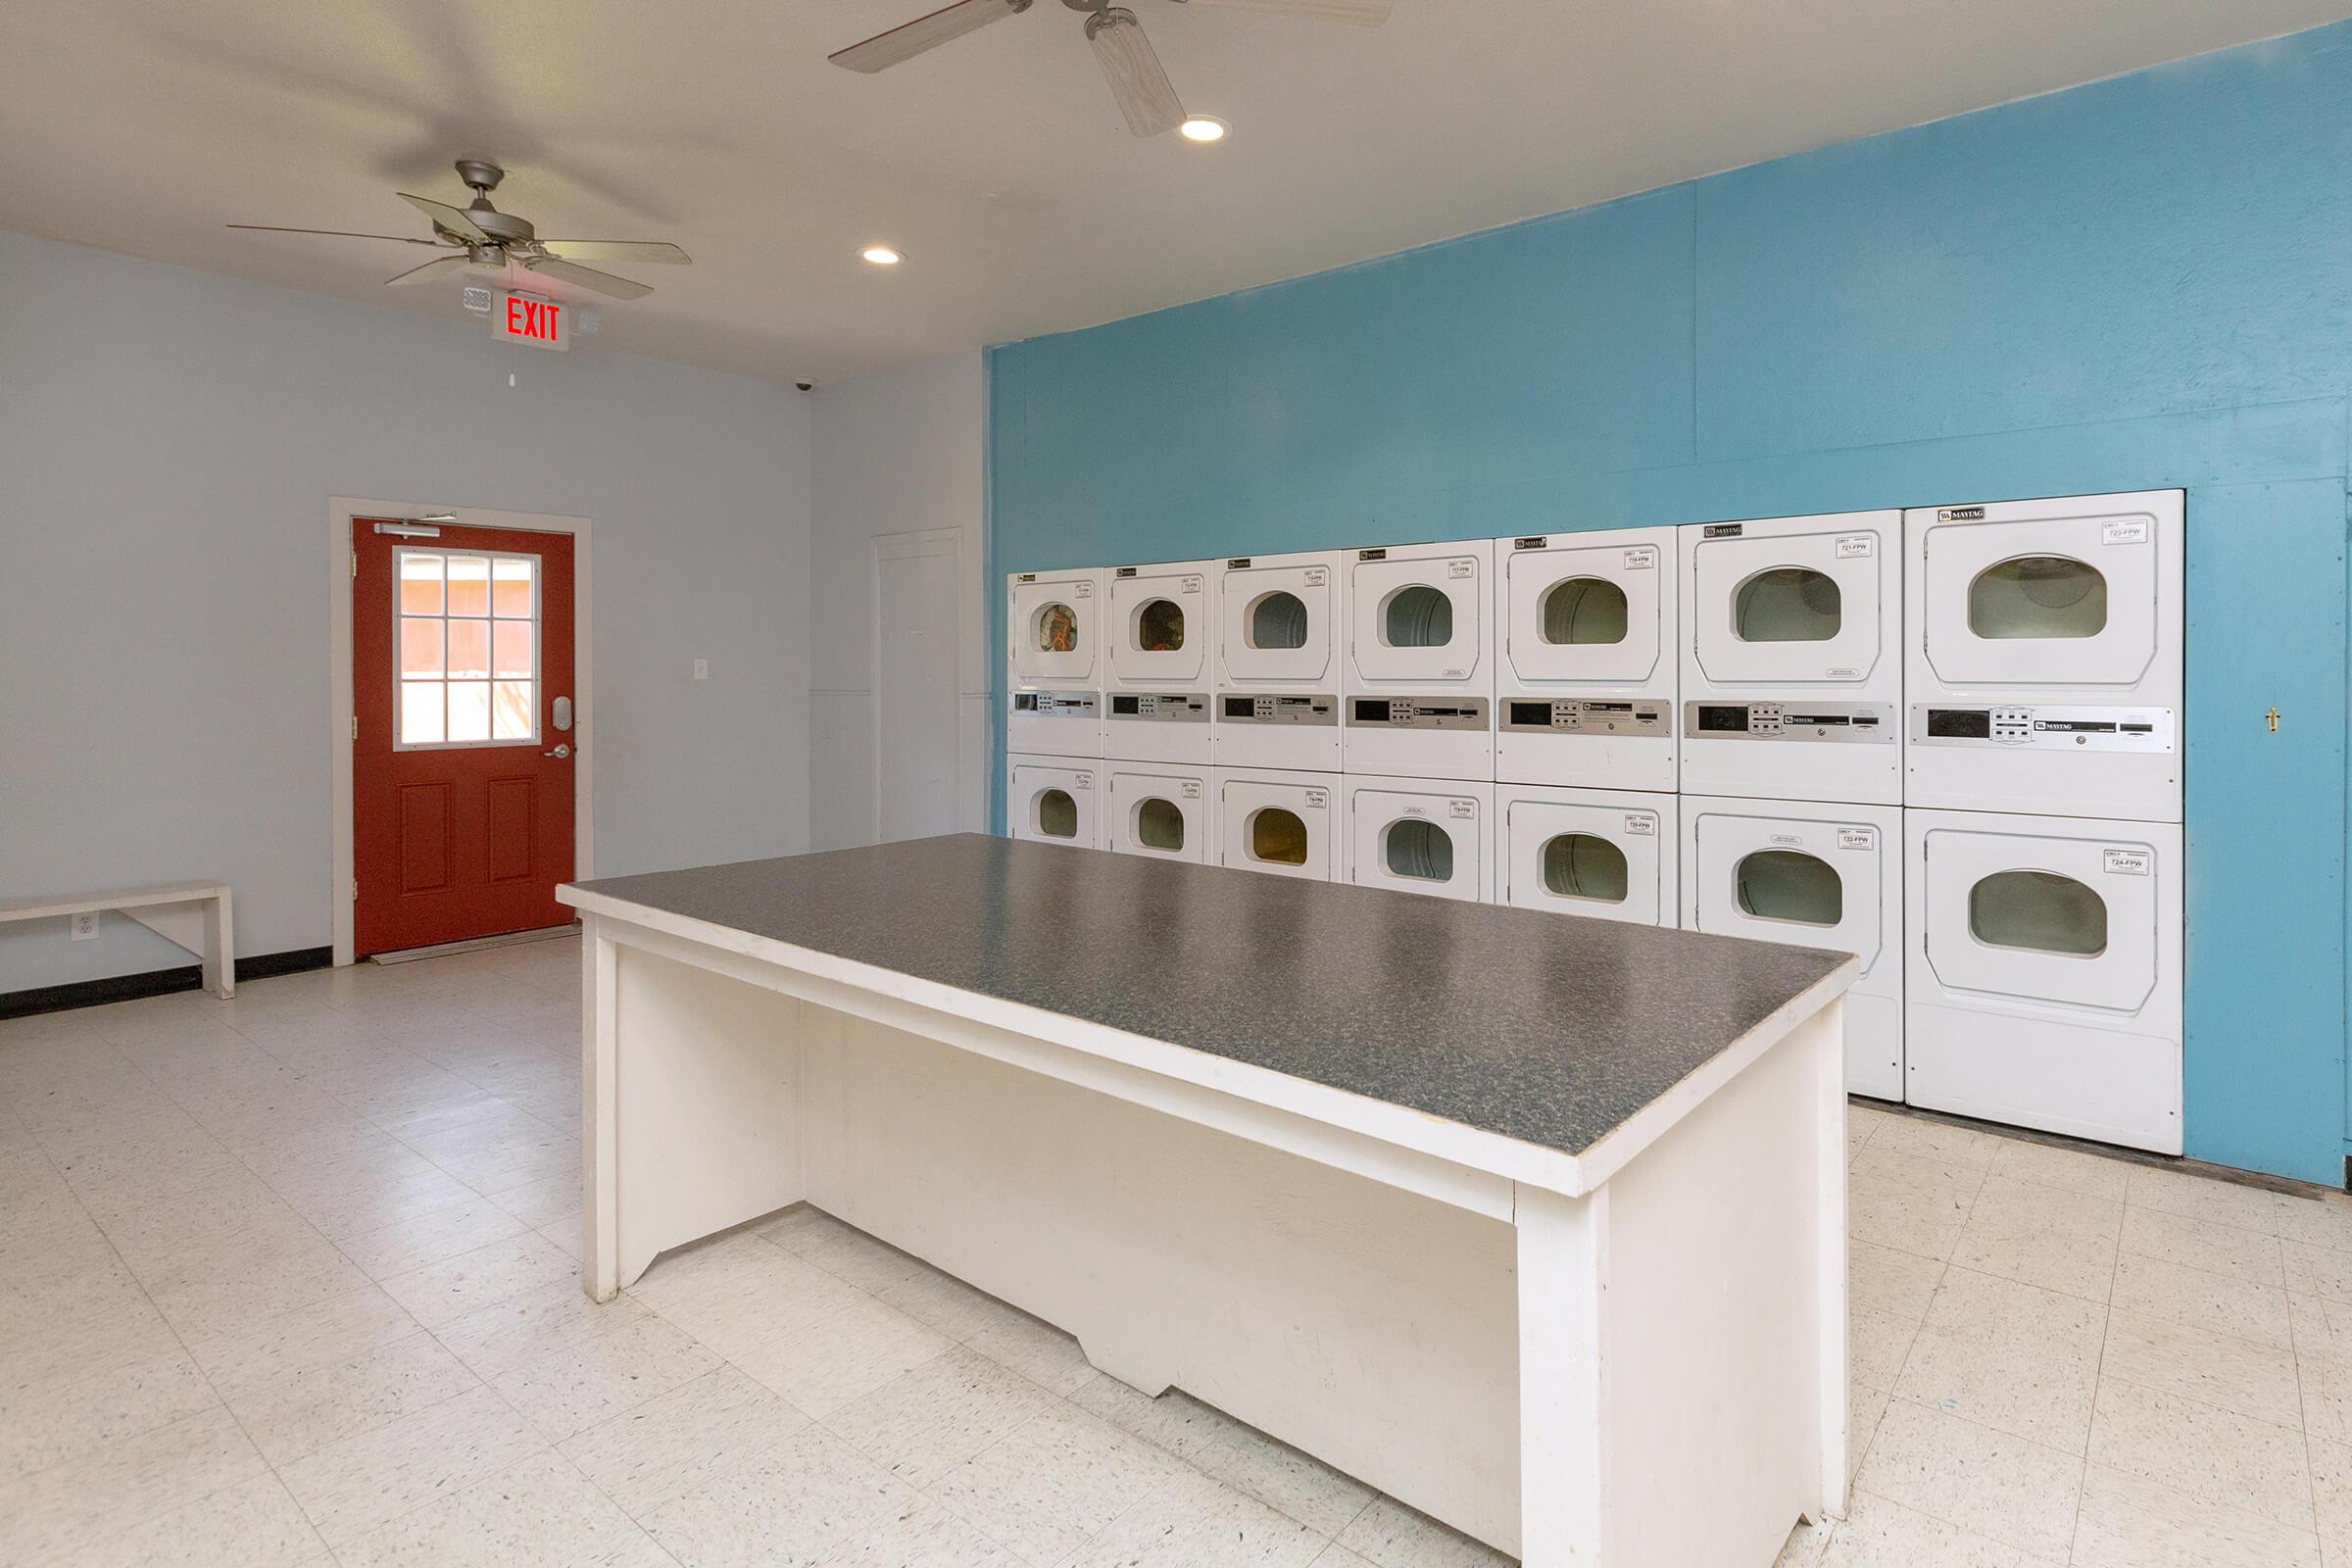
[491, 290, 568, 352]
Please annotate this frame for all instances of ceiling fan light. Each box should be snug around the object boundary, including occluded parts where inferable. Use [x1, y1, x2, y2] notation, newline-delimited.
[1179, 116, 1229, 143]
[861, 246, 904, 266]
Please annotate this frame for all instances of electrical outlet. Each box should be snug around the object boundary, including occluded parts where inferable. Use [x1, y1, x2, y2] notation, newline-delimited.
[70, 911, 98, 942]
[693, 659, 710, 681]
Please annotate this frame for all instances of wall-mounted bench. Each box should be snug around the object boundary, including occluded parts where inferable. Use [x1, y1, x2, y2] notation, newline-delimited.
[0, 883, 236, 1000]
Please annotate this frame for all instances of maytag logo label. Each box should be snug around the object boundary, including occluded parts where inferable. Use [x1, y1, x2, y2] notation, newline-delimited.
[1115, 566, 1137, 577]
[1227, 558, 1250, 569]
[1358, 548, 1387, 562]
[1703, 523, 1743, 538]
[1937, 507, 1987, 521]
[1514, 536, 1547, 550]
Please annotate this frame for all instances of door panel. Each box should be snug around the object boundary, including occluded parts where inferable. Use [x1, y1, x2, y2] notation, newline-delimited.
[1109, 569, 1208, 686]
[1503, 541, 1664, 686]
[1009, 760, 1098, 846]
[1009, 575, 1099, 684]
[1105, 768, 1209, 860]
[355, 518, 574, 955]
[1922, 510, 2159, 687]
[1349, 789, 1484, 902]
[1348, 555, 1483, 684]
[1217, 779, 1333, 878]
[1691, 812, 1885, 972]
[878, 539, 962, 842]
[1691, 527, 1886, 685]
[1502, 800, 1667, 924]
[1922, 826, 2159, 1009]
[1219, 564, 1335, 685]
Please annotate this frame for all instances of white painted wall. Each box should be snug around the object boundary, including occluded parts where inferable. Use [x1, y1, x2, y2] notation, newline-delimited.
[807, 354, 989, 850]
[0, 228, 814, 993]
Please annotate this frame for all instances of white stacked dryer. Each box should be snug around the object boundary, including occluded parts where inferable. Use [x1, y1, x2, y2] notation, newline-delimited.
[1006, 567, 1103, 758]
[1102, 762, 1211, 862]
[1214, 551, 1345, 773]
[1214, 767, 1338, 881]
[1495, 527, 1678, 793]
[1683, 795, 1905, 1099]
[1344, 777, 1494, 904]
[1494, 784, 1678, 927]
[1104, 560, 1215, 766]
[1900, 490, 2185, 1150]
[1007, 755, 1102, 850]
[1341, 539, 1494, 780]
[1680, 511, 1902, 806]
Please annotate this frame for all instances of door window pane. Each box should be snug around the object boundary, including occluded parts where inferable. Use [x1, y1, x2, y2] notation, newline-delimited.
[447, 556, 491, 616]
[1036, 603, 1079, 654]
[1736, 850, 1842, 926]
[1970, 870, 2108, 956]
[1248, 592, 1308, 651]
[447, 681, 491, 743]
[446, 619, 490, 679]
[1385, 818, 1454, 881]
[1250, 808, 1308, 864]
[1541, 578, 1628, 645]
[393, 546, 540, 749]
[1137, 599, 1185, 653]
[400, 682, 445, 745]
[400, 618, 444, 677]
[1037, 789, 1078, 838]
[494, 621, 535, 679]
[400, 554, 444, 614]
[1969, 557, 2108, 640]
[492, 559, 534, 617]
[1383, 585, 1453, 649]
[1136, 797, 1185, 851]
[492, 681, 534, 741]
[1542, 834, 1629, 903]
[1734, 568, 1841, 643]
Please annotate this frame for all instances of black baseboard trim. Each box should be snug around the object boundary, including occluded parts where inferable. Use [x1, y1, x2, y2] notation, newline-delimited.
[0, 946, 335, 1021]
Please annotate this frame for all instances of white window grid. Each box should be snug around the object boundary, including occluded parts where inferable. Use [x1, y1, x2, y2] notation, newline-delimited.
[393, 545, 544, 751]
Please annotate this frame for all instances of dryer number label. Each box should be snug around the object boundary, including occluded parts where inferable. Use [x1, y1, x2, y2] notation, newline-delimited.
[1448, 800, 1475, 819]
[1835, 534, 1876, 559]
[2102, 519, 2152, 545]
[1304, 567, 1328, 586]
[1072, 581, 1093, 597]
[1303, 790, 1328, 808]
[1179, 576, 1200, 593]
[1181, 782, 1201, 799]
[2103, 849, 2152, 876]
[1071, 773, 1094, 788]
[1836, 826, 1877, 851]
[1623, 546, 1659, 570]
[1446, 560, 1475, 579]
[1623, 814, 1656, 836]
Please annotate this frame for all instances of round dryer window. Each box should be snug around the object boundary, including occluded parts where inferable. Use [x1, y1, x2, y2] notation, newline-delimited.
[1968, 557, 2108, 640]
[1969, 870, 2108, 956]
[1249, 592, 1309, 651]
[1035, 603, 1080, 654]
[1136, 599, 1185, 653]
[1385, 818, 1455, 881]
[1248, 808, 1309, 864]
[1540, 577, 1629, 645]
[1382, 585, 1454, 649]
[1135, 797, 1185, 853]
[1733, 568, 1841, 643]
[1736, 850, 1842, 926]
[1542, 834, 1629, 903]
[1036, 790, 1079, 839]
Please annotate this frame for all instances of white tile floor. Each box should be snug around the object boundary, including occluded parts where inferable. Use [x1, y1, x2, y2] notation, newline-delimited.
[2, 940, 2346, 1567]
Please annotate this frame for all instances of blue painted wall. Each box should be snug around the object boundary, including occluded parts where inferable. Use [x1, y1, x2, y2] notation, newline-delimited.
[988, 24, 2352, 1183]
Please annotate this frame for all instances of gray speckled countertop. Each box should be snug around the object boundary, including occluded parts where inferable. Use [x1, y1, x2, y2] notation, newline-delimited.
[563, 835, 1852, 1160]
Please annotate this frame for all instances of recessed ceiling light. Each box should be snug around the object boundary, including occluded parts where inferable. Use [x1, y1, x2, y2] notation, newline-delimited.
[1178, 116, 1228, 144]
[861, 245, 903, 266]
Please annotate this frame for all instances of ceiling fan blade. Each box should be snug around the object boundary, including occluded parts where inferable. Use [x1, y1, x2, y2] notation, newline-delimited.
[524, 256, 655, 300]
[1085, 8, 1185, 137]
[227, 224, 443, 246]
[830, 0, 1032, 73]
[1178, 0, 1391, 21]
[384, 254, 473, 287]
[537, 240, 692, 265]
[398, 192, 492, 245]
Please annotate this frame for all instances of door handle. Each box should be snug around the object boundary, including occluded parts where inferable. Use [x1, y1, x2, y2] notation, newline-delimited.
[544, 744, 571, 759]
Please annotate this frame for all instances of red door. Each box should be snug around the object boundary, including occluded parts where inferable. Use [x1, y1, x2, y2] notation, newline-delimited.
[354, 517, 576, 955]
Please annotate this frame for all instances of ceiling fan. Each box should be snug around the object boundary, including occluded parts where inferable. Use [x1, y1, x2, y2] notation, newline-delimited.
[227, 160, 690, 300]
[831, 0, 1392, 138]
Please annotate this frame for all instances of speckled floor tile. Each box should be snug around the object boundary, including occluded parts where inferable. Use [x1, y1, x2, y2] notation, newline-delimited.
[2111, 1250, 2293, 1349]
[184, 1285, 423, 1396]
[2072, 1459, 2322, 1567]
[433, 1277, 649, 1381]
[273, 1384, 546, 1546]
[491, 1312, 722, 1443]
[222, 1331, 481, 1466]
[2087, 1375, 2314, 1530]
[1060, 1464, 1330, 1567]
[1331, 1494, 1513, 1568]
[928, 1399, 1190, 1565]
[2123, 1205, 2287, 1287]
[0, 1347, 219, 1483]
[0, 1406, 269, 1565]
[2102, 1309, 2302, 1427]
[1066, 1380, 1243, 1467]
[1193, 1416, 1375, 1538]
[94, 1472, 326, 1568]
[377, 1231, 578, 1329]
[336, 1198, 532, 1282]
[641, 1423, 916, 1568]
[824, 1346, 1058, 1490]
[1850, 1401, 2082, 1562]
[761, 1206, 931, 1295]
[964, 1309, 1098, 1398]
[2127, 1167, 2284, 1234]
[1846, 1147, 1985, 1263]
[1892, 1266, 2105, 1451]
[330, 1449, 669, 1566]
[1817, 1488, 2052, 1565]
[1984, 1137, 2133, 1202]
[561, 1364, 811, 1517]
[1949, 1174, 2122, 1302]
[733, 1296, 954, 1419]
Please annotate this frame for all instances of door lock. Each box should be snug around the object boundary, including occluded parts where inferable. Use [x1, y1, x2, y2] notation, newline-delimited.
[544, 744, 571, 759]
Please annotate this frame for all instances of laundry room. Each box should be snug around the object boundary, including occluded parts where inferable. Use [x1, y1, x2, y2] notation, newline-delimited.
[5, 4, 2352, 1566]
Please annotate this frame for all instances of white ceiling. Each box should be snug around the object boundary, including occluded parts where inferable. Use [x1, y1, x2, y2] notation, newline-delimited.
[2, 0, 2343, 383]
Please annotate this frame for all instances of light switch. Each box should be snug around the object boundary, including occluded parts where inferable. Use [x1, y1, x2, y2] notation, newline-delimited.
[694, 659, 710, 681]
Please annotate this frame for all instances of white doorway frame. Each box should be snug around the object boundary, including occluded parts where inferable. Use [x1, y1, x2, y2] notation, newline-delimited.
[869, 526, 967, 845]
[327, 496, 594, 967]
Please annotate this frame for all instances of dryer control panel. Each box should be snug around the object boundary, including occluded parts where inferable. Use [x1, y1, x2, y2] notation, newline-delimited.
[1501, 699, 1669, 736]
[1684, 701, 1896, 742]
[1010, 692, 1100, 721]
[1911, 705, 2176, 753]
[1219, 693, 1337, 726]
[1108, 693, 1208, 723]
[1347, 697, 1491, 730]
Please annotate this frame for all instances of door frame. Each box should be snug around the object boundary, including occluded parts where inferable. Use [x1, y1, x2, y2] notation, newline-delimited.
[327, 496, 594, 967]
[869, 526, 966, 845]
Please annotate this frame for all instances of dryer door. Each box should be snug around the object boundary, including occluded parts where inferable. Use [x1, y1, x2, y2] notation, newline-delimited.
[1348, 553, 1484, 684]
[1009, 576, 1099, 684]
[1218, 777, 1334, 879]
[1501, 798, 1668, 924]
[1009, 761, 1098, 847]
[1503, 539, 1665, 686]
[1108, 570, 1207, 687]
[1350, 787, 1484, 902]
[1691, 523, 1888, 685]
[1691, 810, 1885, 974]
[1221, 562, 1336, 685]
[1106, 769, 1207, 861]
[1921, 823, 2160, 1010]
[1921, 506, 2160, 688]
